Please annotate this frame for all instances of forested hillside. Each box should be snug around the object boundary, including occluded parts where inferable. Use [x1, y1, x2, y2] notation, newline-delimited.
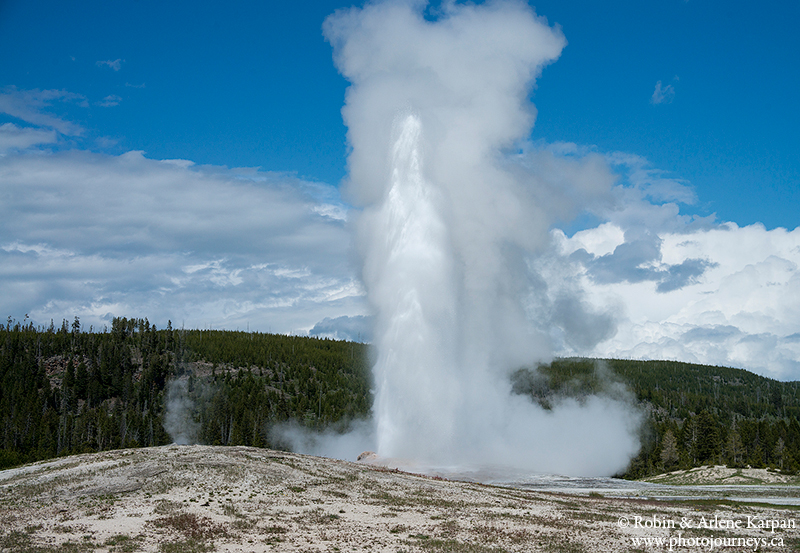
[2, 317, 799, 479]
[0, 317, 370, 469]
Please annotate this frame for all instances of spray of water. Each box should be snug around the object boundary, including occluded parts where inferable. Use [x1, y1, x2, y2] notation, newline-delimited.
[280, 0, 642, 476]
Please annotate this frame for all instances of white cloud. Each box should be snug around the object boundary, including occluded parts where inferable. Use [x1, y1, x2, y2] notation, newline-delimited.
[96, 59, 123, 71]
[651, 79, 675, 104]
[0, 86, 85, 135]
[557, 222, 800, 380]
[309, 314, 372, 342]
[607, 151, 695, 205]
[96, 94, 122, 107]
[0, 149, 364, 333]
[312, 204, 348, 221]
[527, 145, 799, 380]
[0, 123, 58, 153]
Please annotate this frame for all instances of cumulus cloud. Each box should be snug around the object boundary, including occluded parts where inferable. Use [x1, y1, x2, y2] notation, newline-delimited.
[568, 227, 717, 293]
[309, 315, 373, 342]
[0, 149, 363, 333]
[556, 222, 800, 380]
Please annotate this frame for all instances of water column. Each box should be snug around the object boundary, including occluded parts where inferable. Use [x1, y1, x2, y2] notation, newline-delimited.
[364, 114, 461, 463]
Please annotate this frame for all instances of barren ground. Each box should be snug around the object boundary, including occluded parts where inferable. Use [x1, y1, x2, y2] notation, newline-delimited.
[1, 445, 798, 552]
[644, 465, 800, 487]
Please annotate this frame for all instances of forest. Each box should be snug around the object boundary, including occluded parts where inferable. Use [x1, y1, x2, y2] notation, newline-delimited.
[1, 316, 799, 479]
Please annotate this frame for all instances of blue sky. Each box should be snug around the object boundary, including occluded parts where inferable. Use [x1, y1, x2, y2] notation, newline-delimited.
[3, 0, 797, 228]
[1, 0, 799, 379]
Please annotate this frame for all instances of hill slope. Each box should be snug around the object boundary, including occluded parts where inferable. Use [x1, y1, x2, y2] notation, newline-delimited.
[1, 445, 798, 552]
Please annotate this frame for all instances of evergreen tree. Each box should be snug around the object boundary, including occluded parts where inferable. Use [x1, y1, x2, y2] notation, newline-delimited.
[694, 410, 720, 464]
[726, 423, 744, 467]
[660, 429, 679, 469]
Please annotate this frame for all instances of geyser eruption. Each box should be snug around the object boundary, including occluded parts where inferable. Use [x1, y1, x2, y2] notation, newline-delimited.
[324, 0, 641, 476]
[369, 113, 461, 460]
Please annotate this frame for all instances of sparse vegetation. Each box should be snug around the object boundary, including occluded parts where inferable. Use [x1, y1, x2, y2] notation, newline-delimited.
[158, 538, 213, 553]
[151, 512, 227, 543]
[1, 445, 798, 552]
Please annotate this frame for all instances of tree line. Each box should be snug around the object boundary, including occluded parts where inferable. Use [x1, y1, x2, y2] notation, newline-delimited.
[2, 316, 799, 478]
[0, 317, 370, 469]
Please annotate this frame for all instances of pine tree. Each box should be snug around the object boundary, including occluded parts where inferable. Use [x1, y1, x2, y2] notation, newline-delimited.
[660, 429, 679, 469]
[726, 424, 744, 467]
[774, 437, 786, 470]
[695, 410, 720, 464]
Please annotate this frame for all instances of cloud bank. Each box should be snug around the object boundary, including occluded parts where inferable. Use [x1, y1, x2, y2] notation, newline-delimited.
[0, 148, 362, 333]
[557, 222, 800, 380]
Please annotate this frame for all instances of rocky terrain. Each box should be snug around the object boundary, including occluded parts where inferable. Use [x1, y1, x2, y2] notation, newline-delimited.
[1, 445, 798, 552]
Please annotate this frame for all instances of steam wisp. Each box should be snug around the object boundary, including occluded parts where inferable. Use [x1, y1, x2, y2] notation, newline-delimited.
[163, 379, 200, 445]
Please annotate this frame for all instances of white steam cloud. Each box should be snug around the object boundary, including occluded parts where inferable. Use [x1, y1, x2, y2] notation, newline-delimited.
[163, 379, 200, 445]
[298, 0, 642, 476]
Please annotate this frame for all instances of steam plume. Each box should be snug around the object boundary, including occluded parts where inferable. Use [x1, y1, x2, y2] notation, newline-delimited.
[322, 0, 640, 476]
[163, 379, 200, 445]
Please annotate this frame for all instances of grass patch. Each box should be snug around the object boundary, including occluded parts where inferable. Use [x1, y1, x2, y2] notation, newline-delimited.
[261, 525, 287, 545]
[294, 507, 340, 525]
[159, 538, 213, 553]
[232, 518, 256, 531]
[153, 499, 183, 515]
[104, 534, 143, 552]
[151, 512, 227, 540]
[0, 530, 34, 550]
[416, 538, 506, 552]
[322, 489, 349, 499]
[221, 502, 242, 517]
[40, 541, 95, 553]
[0, 531, 95, 553]
[369, 490, 415, 507]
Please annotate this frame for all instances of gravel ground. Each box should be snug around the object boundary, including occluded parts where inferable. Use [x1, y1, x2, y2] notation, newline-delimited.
[1, 445, 798, 552]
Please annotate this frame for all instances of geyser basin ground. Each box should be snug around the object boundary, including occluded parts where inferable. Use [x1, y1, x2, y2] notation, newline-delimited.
[1, 445, 797, 552]
[358, 454, 800, 506]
